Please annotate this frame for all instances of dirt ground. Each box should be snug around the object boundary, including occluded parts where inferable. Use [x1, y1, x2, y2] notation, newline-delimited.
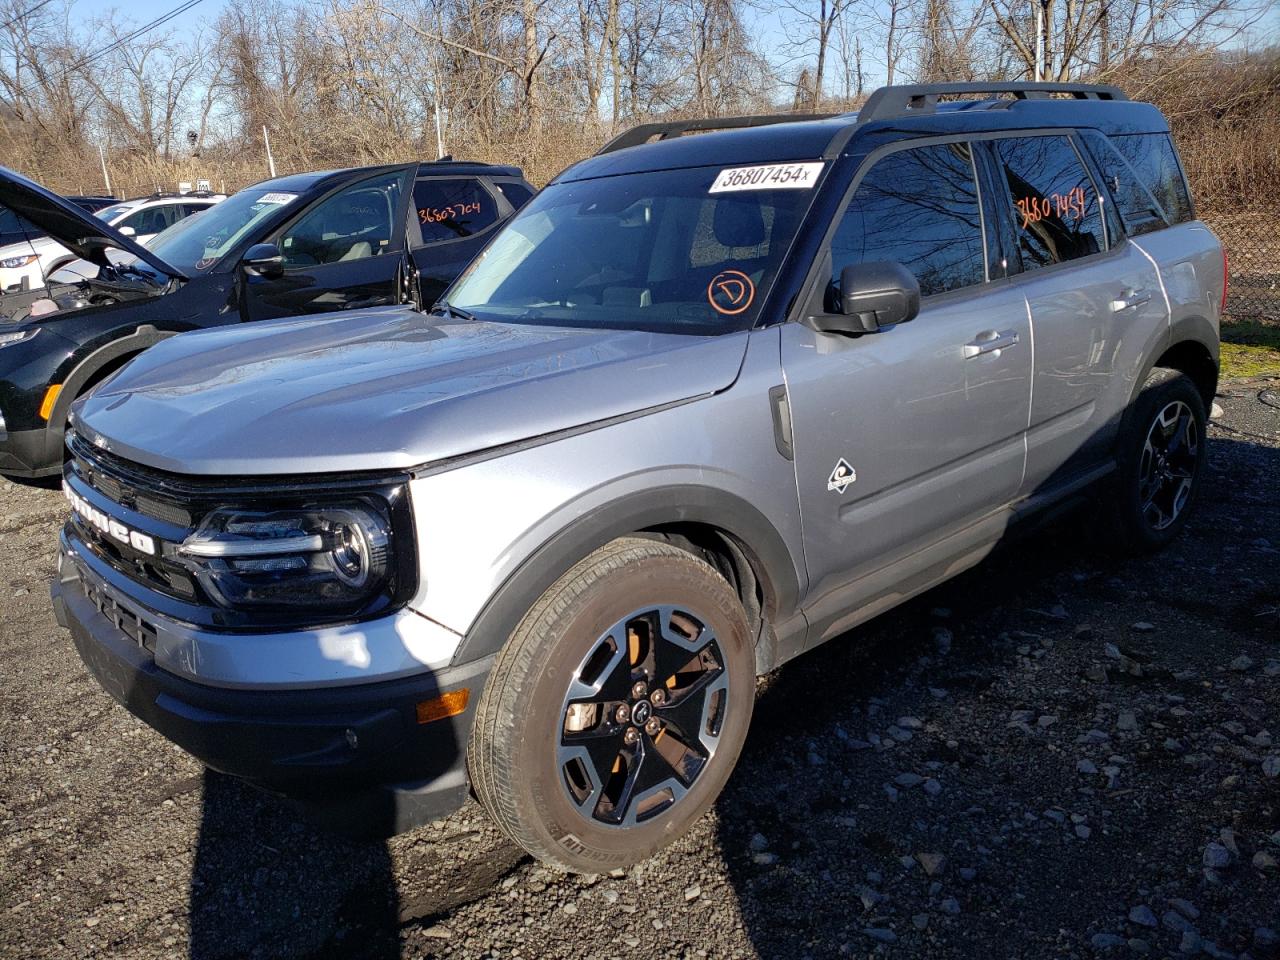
[2, 379, 1277, 960]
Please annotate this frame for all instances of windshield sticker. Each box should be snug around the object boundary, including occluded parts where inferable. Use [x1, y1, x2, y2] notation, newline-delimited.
[709, 162, 824, 193]
[707, 269, 755, 315]
[257, 192, 298, 205]
[1015, 187, 1088, 229]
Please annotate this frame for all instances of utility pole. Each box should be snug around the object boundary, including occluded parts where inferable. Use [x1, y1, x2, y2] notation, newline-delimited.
[433, 94, 445, 159]
[98, 144, 112, 197]
[263, 125, 277, 178]
[1033, 0, 1044, 80]
[1033, 0, 1051, 81]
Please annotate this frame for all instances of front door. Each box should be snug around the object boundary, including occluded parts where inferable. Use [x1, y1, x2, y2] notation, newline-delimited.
[781, 140, 1032, 635]
[242, 168, 413, 321]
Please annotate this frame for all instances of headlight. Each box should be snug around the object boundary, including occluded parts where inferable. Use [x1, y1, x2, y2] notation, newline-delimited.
[0, 254, 38, 269]
[0, 328, 36, 348]
[178, 501, 395, 613]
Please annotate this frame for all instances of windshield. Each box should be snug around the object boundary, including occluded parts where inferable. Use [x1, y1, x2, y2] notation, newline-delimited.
[146, 188, 301, 273]
[446, 164, 822, 334]
[95, 203, 133, 222]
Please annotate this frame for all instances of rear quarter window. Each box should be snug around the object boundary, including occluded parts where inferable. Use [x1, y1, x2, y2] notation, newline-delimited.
[1107, 133, 1194, 225]
[1080, 130, 1167, 237]
[494, 181, 534, 210]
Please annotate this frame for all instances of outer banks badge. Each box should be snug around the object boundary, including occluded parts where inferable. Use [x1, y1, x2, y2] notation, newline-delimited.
[827, 458, 857, 493]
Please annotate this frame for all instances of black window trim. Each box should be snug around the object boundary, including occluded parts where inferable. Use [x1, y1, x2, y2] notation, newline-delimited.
[790, 130, 998, 324]
[406, 174, 510, 251]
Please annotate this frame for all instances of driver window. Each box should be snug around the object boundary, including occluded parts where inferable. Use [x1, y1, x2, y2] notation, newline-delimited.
[279, 172, 402, 268]
[830, 142, 987, 303]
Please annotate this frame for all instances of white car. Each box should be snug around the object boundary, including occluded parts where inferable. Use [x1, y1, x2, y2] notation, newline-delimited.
[0, 192, 224, 291]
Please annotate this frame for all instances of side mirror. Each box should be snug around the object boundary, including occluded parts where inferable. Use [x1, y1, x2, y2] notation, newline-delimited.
[241, 242, 284, 279]
[811, 260, 921, 335]
[117, 225, 136, 238]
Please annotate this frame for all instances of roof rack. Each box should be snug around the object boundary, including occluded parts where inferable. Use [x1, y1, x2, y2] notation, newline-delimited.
[593, 81, 1129, 161]
[596, 112, 840, 156]
[858, 81, 1127, 123]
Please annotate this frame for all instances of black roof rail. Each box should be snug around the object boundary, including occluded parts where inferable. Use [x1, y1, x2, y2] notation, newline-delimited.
[590, 82, 1130, 163]
[596, 112, 841, 156]
[858, 81, 1127, 123]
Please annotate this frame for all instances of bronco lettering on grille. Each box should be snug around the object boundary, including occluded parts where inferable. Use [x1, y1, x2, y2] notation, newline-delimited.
[65, 487, 157, 556]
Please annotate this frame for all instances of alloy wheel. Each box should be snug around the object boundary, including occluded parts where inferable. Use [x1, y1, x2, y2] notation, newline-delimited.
[557, 605, 729, 828]
[1138, 399, 1198, 531]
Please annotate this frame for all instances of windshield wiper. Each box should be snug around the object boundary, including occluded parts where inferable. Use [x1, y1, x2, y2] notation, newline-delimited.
[430, 302, 479, 323]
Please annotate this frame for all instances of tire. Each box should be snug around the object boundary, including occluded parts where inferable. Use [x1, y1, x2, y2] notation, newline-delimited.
[468, 536, 755, 872]
[1105, 368, 1208, 553]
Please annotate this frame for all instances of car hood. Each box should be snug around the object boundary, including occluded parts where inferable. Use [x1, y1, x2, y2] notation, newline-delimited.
[74, 308, 749, 475]
[0, 167, 185, 279]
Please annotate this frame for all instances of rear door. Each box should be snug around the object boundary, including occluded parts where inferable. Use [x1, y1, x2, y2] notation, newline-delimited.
[242, 167, 414, 321]
[781, 138, 1031, 624]
[408, 176, 514, 306]
[986, 133, 1168, 495]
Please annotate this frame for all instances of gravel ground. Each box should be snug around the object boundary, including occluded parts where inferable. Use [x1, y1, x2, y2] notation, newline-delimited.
[2, 379, 1277, 960]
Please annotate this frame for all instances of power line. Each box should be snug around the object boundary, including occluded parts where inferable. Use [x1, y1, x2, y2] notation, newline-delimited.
[8, 0, 205, 102]
[0, 0, 55, 33]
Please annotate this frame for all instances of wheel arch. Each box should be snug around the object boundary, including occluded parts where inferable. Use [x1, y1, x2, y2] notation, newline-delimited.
[52, 325, 175, 431]
[1136, 315, 1219, 410]
[449, 484, 802, 668]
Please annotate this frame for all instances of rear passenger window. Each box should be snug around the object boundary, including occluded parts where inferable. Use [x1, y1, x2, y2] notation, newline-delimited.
[831, 142, 987, 299]
[413, 179, 499, 243]
[1108, 133, 1193, 225]
[995, 136, 1106, 270]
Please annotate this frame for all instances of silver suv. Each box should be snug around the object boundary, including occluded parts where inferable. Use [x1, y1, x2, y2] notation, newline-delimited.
[52, 83, 1223, 872]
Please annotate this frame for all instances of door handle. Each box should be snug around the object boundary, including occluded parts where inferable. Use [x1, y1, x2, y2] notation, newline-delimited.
[1110, 289, 1152, 312]
[963, 329, 1020, 359]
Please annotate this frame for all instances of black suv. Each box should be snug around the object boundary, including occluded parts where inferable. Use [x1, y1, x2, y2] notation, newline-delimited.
[0, 160, 533, 479]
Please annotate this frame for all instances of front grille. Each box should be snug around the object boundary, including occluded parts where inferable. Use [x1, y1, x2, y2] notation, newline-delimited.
[66, 431, 203, 603]
[68, 432, 193, 527]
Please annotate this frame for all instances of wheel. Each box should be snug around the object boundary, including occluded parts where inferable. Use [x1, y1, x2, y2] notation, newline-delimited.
[1106, 369, 1207, 553]
[468, 537, 755, 872]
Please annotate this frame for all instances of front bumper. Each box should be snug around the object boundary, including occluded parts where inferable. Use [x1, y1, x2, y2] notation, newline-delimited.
[0, 424, 59, 477]
[52, 543, 490, 835]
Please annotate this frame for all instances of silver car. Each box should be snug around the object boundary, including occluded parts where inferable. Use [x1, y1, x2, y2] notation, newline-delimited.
[52, 82, 1223, 872]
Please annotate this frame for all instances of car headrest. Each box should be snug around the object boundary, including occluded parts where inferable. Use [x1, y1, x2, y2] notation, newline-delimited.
[712, 197, 766, 248]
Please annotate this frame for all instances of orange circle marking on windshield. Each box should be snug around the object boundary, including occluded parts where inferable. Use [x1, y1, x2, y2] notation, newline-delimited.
[707, 270, 755, 315]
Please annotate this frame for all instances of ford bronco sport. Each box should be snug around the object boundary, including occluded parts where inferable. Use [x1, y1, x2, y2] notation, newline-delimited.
[52, 83, 1223, 872]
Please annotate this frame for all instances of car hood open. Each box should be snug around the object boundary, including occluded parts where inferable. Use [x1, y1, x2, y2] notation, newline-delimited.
[73, 308, 749, 475]
[0, 166, 185, 279]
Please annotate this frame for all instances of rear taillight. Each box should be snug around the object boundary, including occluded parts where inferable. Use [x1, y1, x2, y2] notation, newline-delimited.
[1221, 247, 1229, 316]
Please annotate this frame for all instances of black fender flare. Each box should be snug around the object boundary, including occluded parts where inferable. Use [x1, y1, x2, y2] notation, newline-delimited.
[449, 483, 803, 666]
[52, 325, 175, 429]
[1129, 315, 1219, 409]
